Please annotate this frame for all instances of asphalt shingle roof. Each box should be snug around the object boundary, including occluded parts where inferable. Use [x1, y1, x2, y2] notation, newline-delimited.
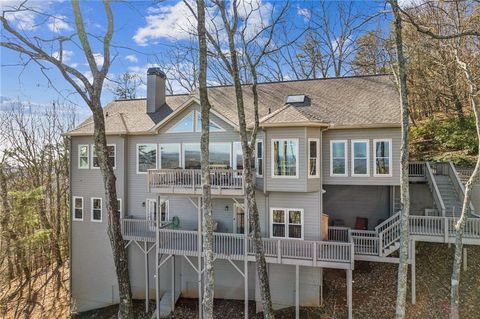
[67, 74, 400, 136]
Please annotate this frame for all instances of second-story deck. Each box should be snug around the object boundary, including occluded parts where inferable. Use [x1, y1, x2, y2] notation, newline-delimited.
[148, 169, 245, 196]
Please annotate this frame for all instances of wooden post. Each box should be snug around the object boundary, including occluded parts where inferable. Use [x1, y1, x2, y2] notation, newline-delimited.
[346, 269, 352, 319]
[171, 255, 175, 311]
[463, 247, 468, 272]
[155, 195, 161, 319]
[145, 241, 149, 313]
[411, 240, 416, 305]
[197, 196, 202, 319]
[319, 268, 323, 306]
[244, 197, 249, 319]
[295, 265, 300, 319]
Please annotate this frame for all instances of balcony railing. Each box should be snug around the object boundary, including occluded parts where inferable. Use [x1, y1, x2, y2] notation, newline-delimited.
[148, 169, 244, 195]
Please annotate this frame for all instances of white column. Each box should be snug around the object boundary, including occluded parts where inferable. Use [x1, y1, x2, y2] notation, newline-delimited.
[463, 247, 468, 272]
[197, 196, 202, 319]
[244, 197, 249, 319]
[155, 195, 161, 319]
[295, 265, 300, 319]
[145, 241, 149, 313]
[347, 269, 352, 319]
[171, 255, 175, 311]
[411, 240, 416, 305]
[319, 268, 323, 306]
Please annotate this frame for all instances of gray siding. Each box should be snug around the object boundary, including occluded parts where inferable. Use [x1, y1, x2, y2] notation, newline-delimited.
[322, 128, 401, 185]
[323, 185, 391, 230]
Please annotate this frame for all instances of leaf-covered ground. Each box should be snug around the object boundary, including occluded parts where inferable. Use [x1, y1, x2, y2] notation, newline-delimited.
[1, 242, 478, 318]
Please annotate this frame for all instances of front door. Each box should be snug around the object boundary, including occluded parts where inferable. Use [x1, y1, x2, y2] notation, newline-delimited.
[146, 198, 157, 230]
[233, 204, 245, 234]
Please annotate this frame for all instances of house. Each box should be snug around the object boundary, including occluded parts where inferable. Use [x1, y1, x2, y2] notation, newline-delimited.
[66, 69, 480, 319]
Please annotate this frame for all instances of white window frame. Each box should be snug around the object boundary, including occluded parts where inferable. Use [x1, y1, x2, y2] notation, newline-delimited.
[136, 143, 158, 174]
[269, 207, 304, 240]
[330, 140, 348, 177]
[308, 138, 320, 178]
[72, 196, 83, 221]
[78, 144, 89, 169]
[351, 139, 370, 177]
[91, 144, 116, 169]
[91, 197, 103, 223]
[160, 199, 169, 222]
[117, 198, 123, 218]
[373, 138, 393, 177]
[271, 138, 299, 179]
[256, 139, 264, 177]
[159, 143, 181, 169]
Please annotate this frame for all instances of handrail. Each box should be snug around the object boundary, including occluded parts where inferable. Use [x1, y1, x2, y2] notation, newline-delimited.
[426, 162, 446, 216]
[449, 162, 475, 213]
[375, 211, 401, 234]
[409, 162, 426, 178]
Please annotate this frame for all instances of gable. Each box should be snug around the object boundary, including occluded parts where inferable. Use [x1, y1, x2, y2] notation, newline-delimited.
[167, 110, 226, 133]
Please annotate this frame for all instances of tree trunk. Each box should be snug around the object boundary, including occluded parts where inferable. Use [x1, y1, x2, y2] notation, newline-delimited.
[389, 1, 411, 318]
[196, 0, 215, 317]
[450, 55, 480, 319]
[0, 166, 14, 281]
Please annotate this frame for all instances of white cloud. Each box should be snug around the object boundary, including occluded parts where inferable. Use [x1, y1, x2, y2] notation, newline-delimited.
[125, 54, 138, 63]
[297, 7, 310, 21]
[52, 50, 74, 63]
[133, 1, 197, 45]
[93, 53, 104, 66]
[47, 15, 72, 33]
[1, 0, 49, 30]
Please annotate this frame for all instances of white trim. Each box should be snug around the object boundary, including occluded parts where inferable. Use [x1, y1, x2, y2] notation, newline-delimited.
[90, 197, 103, 223]
[72, 196, 83, 221]
[373, 138, 393, 177]
[117, 198, 123, 219]
[159, 143, 181, 169]
[160, 199, 169, 222]
[308, 138, 320, 178]
[78, 144, 89, 169]
[351, 139, 370, 177]
[146, 198, 158, 222]
[91, 144, 116, 169]
[136, 143, 158, 174]
[269, 207, 304, 240]
[271, 138, 299, 179]
[256, 139, 264, 177]
[330, 140, 348, 177]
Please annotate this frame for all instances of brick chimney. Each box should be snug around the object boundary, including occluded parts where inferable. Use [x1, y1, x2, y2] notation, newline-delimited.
[147, 67, 166, 113]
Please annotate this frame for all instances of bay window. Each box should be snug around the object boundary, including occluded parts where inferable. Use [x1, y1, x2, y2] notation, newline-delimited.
[351, 140, 369, 176]
[308, 138, 320, 178]
[374, 139, 392, 176]
[272, 139, 298, 178]
[270, 208, 304, 239]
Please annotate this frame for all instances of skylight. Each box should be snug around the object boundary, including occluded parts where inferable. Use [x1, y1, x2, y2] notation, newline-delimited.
[286, 94, 306, 104]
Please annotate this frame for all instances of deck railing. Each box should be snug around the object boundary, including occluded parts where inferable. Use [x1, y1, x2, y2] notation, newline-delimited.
[425, 162, 446, 216]
[148, 169, 244, 193]
[328, 226, 351, 242]
[121, 218, 156, 240]
[455, 167, 474, 184]
[448, 162, 476, 214]
[409, 162, 426, 178]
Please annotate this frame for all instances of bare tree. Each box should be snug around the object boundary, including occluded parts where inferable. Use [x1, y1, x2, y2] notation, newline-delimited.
[110, 72, 141, 99]
[0, 1, 134, 317]
[387, 1, 411, 318]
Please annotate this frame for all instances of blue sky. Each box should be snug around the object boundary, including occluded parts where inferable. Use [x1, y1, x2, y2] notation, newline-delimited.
[0, 0, 392, 122]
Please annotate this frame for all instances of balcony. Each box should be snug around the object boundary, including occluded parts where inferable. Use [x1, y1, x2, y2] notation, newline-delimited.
[148, 169, 245, 196]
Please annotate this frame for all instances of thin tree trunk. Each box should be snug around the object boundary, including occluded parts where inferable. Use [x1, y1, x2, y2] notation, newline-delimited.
[389, 1, 411, 318]
[0, 165, 14, 281]
[450, 55, 480, 319]
[196, 0, 215, 317]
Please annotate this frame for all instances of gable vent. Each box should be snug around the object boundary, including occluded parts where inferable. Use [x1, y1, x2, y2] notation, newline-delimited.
[286, 94, 306, 104]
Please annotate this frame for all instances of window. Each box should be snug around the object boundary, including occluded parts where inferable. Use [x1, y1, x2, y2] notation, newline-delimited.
[351, 140, 369, 176]
[160, 144, 181, 169]
[195, 111, 225, 132]
[270, 208, 304, 239]
[233, 142, 243, 170]
[72, 197, 83, 221]
[160, 200, 169, 222]
[137, 144, 157, 173]
[183, 143, 232, 169]
[183, 143, 201, 169]
[256, 140, 263, 177]
[167, 111, 194, 133]
[272, 139, 298, 178]
[78, 145, 89, 169]
[91, 198, 102, 222]
[374, 139, 392, 176]
[117, 199, 122, 218]
[92, 145, 116, 169]
[308, 138, 320, 178]
[330, 140, 347, 176]
[146, 198, 157, 222]
[167, 110, 225, 133]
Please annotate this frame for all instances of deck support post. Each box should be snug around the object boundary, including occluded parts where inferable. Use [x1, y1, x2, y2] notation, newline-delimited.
[295, 265, 300, 319]
[155, 195, 161, 319]
[463, 247, 468, 271]
[171, 255, 175, 311]
[197, 196, 202, 319]
[244, 196, 249, 319]
[411, 240, 416, 305]
[346, 269, 352, 319]
[145, 241, 149, 313]
[319, 268, 323, 306]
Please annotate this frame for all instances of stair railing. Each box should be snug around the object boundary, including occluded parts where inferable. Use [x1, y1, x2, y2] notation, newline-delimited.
[426, 162, 446, 216]
[378, 220, 401, 257]
[375, 210, 401, 234]
[448, 162, 475, 214]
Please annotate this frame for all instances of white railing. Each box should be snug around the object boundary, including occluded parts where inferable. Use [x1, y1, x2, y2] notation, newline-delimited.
[380, 220, 401, 255]
[455, 167, 474, 184]
[408, 216, 480, 239]
[375, 211, 401, 234]
[409, 162, 426, 178]
[352, 235, 379, 256]
[425, 162, 446, 216]
[328, 226, 350, 242]
[148, 169, 244, 192]
[448, 162, 475, 214]
[121, 218, 156, 240]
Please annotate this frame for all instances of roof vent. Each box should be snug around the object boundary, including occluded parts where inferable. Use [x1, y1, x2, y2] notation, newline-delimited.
[286, 94, 306, 104]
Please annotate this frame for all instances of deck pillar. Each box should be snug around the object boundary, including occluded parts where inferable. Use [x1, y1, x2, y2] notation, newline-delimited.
[155, 195, 161, 319]
[319, 268, 323, 306]
[171, 255, 175, 311]
[411, 240, 416, 305]
[145, 241, 149, 313]
[346, 269, 352, 319]
[197, 196, 202, 319]
[244, 196, 249, 319]
[463, 247, 468, 271]
[295, 265, 300, 319]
